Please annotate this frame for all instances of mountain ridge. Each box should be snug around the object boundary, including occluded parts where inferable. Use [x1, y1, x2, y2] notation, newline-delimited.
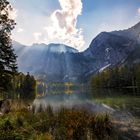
[13, 41, 78, 53]
[13, 22, 140, 82]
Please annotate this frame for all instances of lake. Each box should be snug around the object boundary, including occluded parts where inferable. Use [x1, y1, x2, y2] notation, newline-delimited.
[33, 87, 140, 138]
[34, 86, 140, 119]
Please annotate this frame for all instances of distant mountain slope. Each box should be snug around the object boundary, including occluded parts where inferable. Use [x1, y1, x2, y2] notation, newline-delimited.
[13, 42, 91, 82]
[123, 45, 140, 65]
[13, 22, 140, 82]
[112, 22, 140, 42]
[13, 42, 78, 54]
[83, 22, 140, 73]
[83, 32, 136, 62]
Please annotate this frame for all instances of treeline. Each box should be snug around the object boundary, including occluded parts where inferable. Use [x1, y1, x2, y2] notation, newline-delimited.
[0, 72, 37, 99]
[91, 65, 140, 91]
[15, 72, 37, 99]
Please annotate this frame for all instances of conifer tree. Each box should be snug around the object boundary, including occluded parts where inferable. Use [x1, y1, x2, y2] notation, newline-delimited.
[0, 0, 17, 92]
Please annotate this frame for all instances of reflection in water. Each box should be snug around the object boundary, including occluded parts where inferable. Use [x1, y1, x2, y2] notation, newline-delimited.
[33, 88, 116, 114]
[33, 87, 140, 122]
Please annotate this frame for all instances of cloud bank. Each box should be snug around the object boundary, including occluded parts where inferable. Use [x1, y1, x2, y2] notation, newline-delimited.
[43, 0, 85, 50]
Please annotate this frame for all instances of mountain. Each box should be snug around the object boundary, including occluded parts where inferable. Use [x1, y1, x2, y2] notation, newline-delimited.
[13, 42, 78, 54]
[111, 22, 140, 42]
[13, 22, 140, 82]
[123, 45, 140, 65]
[83, 22, 140, 72]
[13, 42, 91, 82]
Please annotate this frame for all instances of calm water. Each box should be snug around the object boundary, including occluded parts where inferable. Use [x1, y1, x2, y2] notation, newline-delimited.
[34, 87, 140, 119]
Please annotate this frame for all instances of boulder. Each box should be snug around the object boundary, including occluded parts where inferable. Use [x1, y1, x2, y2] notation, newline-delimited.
[0, 99, 12, 114]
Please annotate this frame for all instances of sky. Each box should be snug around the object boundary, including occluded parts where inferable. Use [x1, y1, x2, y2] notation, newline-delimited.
[9, 0, 140, 51]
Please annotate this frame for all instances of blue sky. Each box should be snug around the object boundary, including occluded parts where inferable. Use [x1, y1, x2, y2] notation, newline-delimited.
[9, 0, 140, 51]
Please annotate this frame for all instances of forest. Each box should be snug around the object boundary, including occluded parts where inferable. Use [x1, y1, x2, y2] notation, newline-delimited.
[91, 65, 140, 92]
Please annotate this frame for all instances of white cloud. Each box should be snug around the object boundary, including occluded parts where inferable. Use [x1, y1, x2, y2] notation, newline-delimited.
[17, 28, 24, 33]
[33, 32, 42, 42]
[44, 0, 85, 50]
[137, 8, 140, 14]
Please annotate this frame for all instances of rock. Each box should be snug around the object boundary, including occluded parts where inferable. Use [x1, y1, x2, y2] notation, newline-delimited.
[27, 104, 34, 112]
[0, 99, 12, 114]
[0, 112, 3, 116]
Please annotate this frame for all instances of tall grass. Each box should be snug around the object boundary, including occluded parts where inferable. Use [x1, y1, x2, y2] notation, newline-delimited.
[0, 102, 116, 140]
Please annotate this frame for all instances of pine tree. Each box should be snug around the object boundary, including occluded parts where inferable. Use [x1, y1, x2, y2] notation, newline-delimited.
[20, 72, 36, 99]
[0, 0, 17, 92]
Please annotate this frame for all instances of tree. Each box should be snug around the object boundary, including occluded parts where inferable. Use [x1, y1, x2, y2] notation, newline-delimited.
[91, 64, 140, 94]
[0, 0, 17, 92]
[135, 65, 140, 92]
[20, 73, 37, 99]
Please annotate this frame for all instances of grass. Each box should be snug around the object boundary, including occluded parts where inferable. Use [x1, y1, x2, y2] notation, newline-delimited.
[94, 96, 140, 108]
[92, 93, 140, 140]
[0, 102, 117, 140]
[94, 95, 140, 118]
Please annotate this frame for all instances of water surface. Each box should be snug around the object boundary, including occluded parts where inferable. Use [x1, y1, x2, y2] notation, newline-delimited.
[34, 87, 140, 120]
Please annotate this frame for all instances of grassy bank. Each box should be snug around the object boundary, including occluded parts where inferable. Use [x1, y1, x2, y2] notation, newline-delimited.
[94, 95, 140, 118]
[0, 102, 117, 140]
[93, 93, 140, 139]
